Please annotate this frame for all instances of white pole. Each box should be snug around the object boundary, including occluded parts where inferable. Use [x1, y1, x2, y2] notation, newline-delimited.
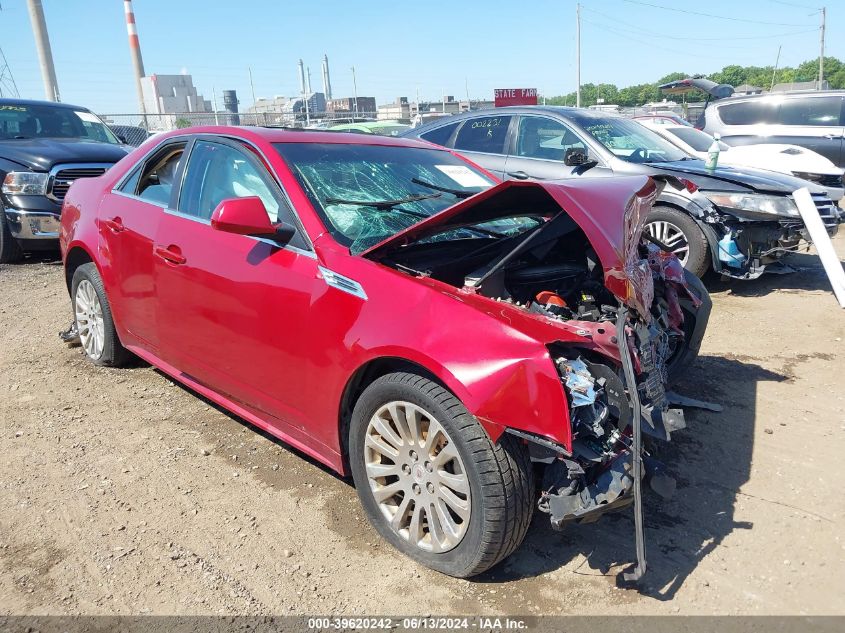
[351, 66, 359, 119]
[212, 86, 219, 125]
[819, 7, 826, 88]
[576, 2, 581, 108]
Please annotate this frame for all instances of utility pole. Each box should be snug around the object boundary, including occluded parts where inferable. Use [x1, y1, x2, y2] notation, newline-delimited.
[212, 87, 220, 125]
[248, 67, 256, 109]
[576, 2, 581, 108]
[351, 66, 359, 119]
[818, 6, 826, 88]
[771, 45, 781, 91]
[26, 0, 59, 101]
[464, 77, 470, 111]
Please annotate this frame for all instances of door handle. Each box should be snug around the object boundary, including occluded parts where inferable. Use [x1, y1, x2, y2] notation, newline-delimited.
[822, 133, 844, 139]
[103, 217, 125, 233]
[154, 245, 186, 265]
[507, 171, 530, 180]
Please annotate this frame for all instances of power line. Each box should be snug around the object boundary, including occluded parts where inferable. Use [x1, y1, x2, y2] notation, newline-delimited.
[621, 0, 815, 26]
[582, 5, 817, 41]
[767, 0, 821, 11]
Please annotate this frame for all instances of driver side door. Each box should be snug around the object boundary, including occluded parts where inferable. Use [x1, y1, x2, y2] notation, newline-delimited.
[503, 115, 610, 181]
[153, 136, 321, 434]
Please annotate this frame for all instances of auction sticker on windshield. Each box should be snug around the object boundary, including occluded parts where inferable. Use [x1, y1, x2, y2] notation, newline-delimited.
[74, 111, 102, 123]
[435, 165, 490, 188]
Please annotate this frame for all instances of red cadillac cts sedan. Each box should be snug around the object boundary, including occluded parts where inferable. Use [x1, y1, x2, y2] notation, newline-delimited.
[60, 127, 710, 579]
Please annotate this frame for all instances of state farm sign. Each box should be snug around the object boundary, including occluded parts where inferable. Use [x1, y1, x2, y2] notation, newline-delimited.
[494, 88, 538, 107]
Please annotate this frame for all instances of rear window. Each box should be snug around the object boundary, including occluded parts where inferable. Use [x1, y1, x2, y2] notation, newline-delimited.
[717, 100, 779, 125]
[779, 96, 843, 126]
[420, 121, 460, 147]
[452, 115, 512, 155]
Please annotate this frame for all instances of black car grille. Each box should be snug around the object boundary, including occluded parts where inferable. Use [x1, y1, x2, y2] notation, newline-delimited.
[813, 195, 840, 229]
[817, 173, 844, 188]
[793, 171, 844, 188]
[47, 164, 112, 203]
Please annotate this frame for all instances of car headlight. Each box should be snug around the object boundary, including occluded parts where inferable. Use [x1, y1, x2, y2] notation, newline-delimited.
[2, 171, 49, 196]
[703, 191, 799, 217]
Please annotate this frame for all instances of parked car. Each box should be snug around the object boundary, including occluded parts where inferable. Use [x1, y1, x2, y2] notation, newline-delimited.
[639, 120, 844, 201]
[696, 90, 845, 168]
[109, 124, 150, 147]
[404, 106, 842, 279]
[329, 120, 410, 137]
[61, 127, 710, 578]
[0, 98, 129, 263]
[631, 113, 692, 127]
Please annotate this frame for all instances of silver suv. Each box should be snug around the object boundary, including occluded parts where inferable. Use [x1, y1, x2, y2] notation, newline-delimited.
[699, 91, 845, 169]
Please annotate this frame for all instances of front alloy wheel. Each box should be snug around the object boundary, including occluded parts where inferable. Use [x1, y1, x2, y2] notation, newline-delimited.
[646, 220, 690, 265]
[350, 372, 534, 578]
[365, 401, 471, 553]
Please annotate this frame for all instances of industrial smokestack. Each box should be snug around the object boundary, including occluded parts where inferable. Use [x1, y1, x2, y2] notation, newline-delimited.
[321, 54, 332, 100]
[297, 59, 306, 95]
[306, 66, 312, 95]
[123, 0, 146, 115]
[26, 0, 60, 101]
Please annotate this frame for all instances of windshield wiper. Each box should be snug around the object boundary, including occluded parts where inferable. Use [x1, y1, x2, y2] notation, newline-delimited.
[411, 177, 475, 199]
[324, 192, 441, 210]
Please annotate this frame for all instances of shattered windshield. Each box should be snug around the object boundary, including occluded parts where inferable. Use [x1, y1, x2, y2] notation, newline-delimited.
[275, 142, 512, 252]
[568, 113, 689, 164]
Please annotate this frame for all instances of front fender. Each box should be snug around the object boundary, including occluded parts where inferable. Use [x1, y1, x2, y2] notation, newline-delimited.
[357, 340, 572, 450]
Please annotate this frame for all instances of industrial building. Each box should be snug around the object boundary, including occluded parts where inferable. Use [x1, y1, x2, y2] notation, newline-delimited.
[140, 74, 211, 114]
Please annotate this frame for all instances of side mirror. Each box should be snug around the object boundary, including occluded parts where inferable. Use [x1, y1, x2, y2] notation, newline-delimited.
[210, 196, 295, 242]
[564, 148, 589, 167]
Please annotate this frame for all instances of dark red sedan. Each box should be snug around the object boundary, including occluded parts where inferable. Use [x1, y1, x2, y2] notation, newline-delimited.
[60, 127, 710, 579]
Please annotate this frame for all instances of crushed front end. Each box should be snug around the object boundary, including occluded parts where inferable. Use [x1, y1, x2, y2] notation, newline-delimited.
[702, 191, 842, 279]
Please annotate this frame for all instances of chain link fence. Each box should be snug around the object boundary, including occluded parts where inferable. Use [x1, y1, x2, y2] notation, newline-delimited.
[99, 111, 382, 146]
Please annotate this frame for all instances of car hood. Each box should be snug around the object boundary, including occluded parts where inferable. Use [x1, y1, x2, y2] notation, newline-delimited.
[646, 159, 827, 194]
[360, 175, 662, 315]
[0, 138, 130, 172]
[722, 144, 842, 176]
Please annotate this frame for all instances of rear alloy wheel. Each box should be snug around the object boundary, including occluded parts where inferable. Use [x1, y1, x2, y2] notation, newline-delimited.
[645, 206, 710, 278]
[349, 372, 534, 578]
[71, 263, 132, 367]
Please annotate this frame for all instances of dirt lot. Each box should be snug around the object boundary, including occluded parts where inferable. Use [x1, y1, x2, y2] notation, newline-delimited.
[1, 238, 844, 617]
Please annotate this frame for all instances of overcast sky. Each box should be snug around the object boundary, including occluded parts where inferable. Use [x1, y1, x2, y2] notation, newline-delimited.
[1, 0, 839, 113]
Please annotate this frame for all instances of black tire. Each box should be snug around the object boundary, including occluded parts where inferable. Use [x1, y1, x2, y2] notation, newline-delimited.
[0, 209, 24, 264]
[666, 268, 712, 384]
[646, 206, 710, 279]
[349, 372, 534, 578]
[70, 262, 132, 367]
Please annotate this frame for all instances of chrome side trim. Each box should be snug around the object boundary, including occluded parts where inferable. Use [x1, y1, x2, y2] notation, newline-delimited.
[318, 266, 367, 300]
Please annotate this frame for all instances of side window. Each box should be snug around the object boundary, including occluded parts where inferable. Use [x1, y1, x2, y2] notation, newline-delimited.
[420, 121, 460, 147]
[717, 101, 779, 125]
[779, 96, 843, 126]
[119, 142, 187, 206]
[452, 115, 512, 155]
[515, 116, 586, 161]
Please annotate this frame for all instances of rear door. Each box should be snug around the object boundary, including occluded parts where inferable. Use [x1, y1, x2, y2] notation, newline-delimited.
[503, 114, 612, 181]
[101, 139, 187, 352]
[774, 94, 845, 166]
[152, 136, 321, 432]
[449, 114, 514, 179]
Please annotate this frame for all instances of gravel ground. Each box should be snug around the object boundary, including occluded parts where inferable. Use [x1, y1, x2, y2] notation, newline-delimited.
[1, 237, 843, 616]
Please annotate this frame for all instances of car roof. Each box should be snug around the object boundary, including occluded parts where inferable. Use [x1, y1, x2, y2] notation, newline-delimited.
[406, 106, 626, 135]
[153, 125, 439, 149]
[713, 90, 845, 104]
[0, 97, 92, 111]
